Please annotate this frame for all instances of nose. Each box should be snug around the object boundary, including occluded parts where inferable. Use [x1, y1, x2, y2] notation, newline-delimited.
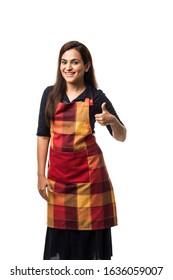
[66, 62, 72, 71]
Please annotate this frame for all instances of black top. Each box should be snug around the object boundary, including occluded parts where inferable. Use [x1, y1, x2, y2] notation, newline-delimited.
[36, 85, 124, 137]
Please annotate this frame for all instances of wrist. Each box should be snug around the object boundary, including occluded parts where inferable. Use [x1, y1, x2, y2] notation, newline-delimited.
[37, 173, 46, 178]
[109, 116, 117, 126]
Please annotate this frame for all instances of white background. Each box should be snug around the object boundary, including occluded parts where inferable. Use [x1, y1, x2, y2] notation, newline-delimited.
[0, 0, 173, 279]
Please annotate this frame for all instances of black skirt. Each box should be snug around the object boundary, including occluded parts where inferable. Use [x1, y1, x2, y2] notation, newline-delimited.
[43, 227, 113, 260]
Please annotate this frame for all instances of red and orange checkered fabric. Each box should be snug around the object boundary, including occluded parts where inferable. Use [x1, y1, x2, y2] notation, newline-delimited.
[47, 97, 117, 230]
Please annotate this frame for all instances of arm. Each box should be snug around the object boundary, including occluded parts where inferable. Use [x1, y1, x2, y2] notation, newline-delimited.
[36, 87, 53, 201]
[109, 115, 127, 141]
[95, 102, 127, 142]
[37, 136, 53, 201]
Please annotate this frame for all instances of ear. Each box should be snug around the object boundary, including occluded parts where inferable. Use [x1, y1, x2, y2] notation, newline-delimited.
[85, 62, 91, 72]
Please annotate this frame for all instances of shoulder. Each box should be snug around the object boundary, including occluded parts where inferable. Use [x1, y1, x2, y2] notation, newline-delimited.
[40, 85, 53, 105]
[90, 86, 106, 101]
[42, 85, 53, 99]
[90, 86, 108, 105]
[90, 86, 105, 97]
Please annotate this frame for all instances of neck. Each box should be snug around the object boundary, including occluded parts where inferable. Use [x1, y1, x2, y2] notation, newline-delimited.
[66, 82, 86, 101]
[66, 82, 86, 95]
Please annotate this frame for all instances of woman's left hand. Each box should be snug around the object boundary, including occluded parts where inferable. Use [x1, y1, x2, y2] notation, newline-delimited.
[95, 102, 116, 126]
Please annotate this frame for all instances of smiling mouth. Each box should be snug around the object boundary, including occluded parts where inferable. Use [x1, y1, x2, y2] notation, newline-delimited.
[65, 72, 75, 76]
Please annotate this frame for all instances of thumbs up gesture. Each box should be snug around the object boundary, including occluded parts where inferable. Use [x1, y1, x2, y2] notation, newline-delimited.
[95, 102, 116, 126]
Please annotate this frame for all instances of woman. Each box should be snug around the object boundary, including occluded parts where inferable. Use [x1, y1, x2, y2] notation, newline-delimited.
[37, 40, 126, 260]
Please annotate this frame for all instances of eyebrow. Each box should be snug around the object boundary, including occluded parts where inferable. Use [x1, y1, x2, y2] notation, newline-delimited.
[61, 58, 81, 62]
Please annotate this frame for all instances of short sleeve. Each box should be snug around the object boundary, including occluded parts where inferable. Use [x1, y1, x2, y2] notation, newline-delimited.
[36, 86, 53, 137]
[93, 89, 125, 135]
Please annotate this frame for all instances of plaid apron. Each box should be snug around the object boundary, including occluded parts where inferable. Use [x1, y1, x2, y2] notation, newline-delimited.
[47, 96, 117, 230]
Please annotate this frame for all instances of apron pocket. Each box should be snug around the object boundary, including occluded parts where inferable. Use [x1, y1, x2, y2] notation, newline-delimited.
[48, 148, 90, 184]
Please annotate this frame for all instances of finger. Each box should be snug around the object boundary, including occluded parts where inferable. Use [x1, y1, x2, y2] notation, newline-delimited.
[95, 113, 102, 119]
[95, 116, 102, 122]
[47, 182, 53, 192]
[45, 179, 54, 192]
[98, 121, 105, 126]
[39, 188, 49, 202]
[101, 102, 107, 113]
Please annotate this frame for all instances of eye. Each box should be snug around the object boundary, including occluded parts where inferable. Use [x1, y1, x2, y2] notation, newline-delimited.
[61, 60, 67, 65]
[72, 60, 79, 65]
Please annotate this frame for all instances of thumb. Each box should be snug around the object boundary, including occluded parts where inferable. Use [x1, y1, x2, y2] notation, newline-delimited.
[47, 180, 53, 192]
[101, 102, 107, 113]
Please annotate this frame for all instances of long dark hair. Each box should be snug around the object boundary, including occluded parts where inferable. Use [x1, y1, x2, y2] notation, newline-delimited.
[45, 40, 98, 125]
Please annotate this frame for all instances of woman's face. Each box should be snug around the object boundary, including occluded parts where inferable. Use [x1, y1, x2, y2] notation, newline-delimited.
[60, 48, 90, 85]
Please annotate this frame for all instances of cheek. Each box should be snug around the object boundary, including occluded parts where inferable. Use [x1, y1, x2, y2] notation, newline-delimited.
[78, 67, 85, 75]
[60, 67, 65, 76]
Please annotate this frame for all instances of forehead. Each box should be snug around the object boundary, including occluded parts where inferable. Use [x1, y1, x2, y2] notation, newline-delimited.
[61, 48, 82, 60]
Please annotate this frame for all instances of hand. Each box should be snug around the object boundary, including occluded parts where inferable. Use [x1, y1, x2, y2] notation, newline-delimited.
[95, 102, 116, 126]
[37, 175, 53, 202]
